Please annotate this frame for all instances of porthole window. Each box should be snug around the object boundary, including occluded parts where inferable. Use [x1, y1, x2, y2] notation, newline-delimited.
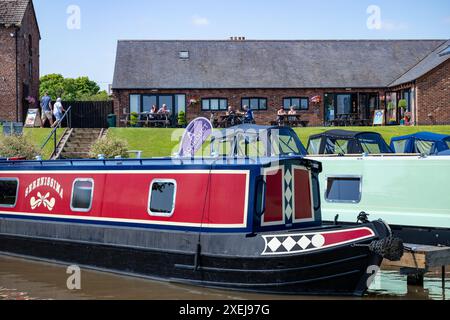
[71, 179, 94, 212]
[0, 178, 19, 208]
[325, 177, 361, 203]
[148, 180, 177, 217]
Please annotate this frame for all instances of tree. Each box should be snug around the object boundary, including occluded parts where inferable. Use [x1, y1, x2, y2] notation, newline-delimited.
[39, 74, 110, 101]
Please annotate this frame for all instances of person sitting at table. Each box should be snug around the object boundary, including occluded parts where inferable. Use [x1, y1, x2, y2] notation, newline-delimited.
[158, 104, 170, 115]
[225, 106, 238, 127]
[148, 105, 158, 120]
[288, 106, 298, 123]
[288, 106, 297, 115]
[242, 105, 255, 124]
[277, 106, 287, 124]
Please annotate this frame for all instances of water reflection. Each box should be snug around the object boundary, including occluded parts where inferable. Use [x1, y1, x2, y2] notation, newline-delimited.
[0, 255, 448, 300]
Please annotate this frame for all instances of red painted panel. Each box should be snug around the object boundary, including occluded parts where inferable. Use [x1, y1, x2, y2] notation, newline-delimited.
[294, 168, 313, 221]
[0, 171, 248, 226]
[264, 169, 283, 223]
[323, 228, 374, 246]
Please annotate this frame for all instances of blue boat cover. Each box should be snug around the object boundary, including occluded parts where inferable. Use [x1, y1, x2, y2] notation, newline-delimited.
[390, 132, 450, 155]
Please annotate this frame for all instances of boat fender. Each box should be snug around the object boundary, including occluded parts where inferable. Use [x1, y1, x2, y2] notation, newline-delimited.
[368, 236, 404, 262]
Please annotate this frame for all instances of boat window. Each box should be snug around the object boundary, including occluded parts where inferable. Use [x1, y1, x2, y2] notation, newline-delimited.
[325, 139, 349, 154]
[360, 139, 381, 154]
[326, 177, 361, 203]
[307, 138, 321, 154]
[392, 140, 408, 153]
[0, 178, 19, 207]
[446, 139, 450, 149]
[271, 132, 302, 156]
[71, 179, 94, 212]
[415, 140, 434, 155]
[148, 180, 176, 217]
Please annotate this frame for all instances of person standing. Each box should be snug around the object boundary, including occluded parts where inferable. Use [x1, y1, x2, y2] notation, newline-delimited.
[52, 98, 65, 128]
[242, 105, 255, 124]
[40, 92, 53, 128]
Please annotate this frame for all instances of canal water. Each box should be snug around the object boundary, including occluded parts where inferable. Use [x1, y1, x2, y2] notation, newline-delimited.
[0, 254, 448, 300]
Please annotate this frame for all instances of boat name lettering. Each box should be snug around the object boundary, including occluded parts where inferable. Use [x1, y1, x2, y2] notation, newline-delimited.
[25, 177, 64, 199]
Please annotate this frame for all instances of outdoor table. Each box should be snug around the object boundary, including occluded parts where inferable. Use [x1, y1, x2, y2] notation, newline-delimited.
[219, 114, 244, 128]
[275, 115, 309, 127]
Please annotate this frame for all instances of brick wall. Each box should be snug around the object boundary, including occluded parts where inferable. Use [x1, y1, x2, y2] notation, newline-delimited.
[0, 27, 17, 121]
[416, 59, 450, 125]
[0, 2, 40, 122]
[113, 88, 386, 127]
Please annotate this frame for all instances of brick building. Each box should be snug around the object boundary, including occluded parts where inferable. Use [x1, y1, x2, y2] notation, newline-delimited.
[0, 0, 40, 122]
[112, 39, 450, 127]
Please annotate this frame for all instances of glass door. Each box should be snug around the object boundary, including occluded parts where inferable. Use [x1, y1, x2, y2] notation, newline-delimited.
[142, 95, 157, 113]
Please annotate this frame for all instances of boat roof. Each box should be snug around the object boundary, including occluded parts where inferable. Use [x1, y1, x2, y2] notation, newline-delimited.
[391, 131, 450, 142]
[212, 124, 293, 138]
[0, 156, 315, 170]
[309, 130, 383, 140]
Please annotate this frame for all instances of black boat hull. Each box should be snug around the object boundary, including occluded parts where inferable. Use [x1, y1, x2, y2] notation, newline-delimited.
[0, 219, 388, 296]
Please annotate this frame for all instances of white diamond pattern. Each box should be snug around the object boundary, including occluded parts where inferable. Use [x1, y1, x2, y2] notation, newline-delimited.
[297, 236, 312, 249]
[285, 204, 293, 219]
[284, 170, 292, 184]
[267, 237, 282, 252]
[282, 237, 297, 251]
[285, 187, 292, 201]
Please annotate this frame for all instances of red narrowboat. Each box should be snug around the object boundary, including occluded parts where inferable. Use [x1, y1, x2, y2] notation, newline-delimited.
[0, 125, 401, 296]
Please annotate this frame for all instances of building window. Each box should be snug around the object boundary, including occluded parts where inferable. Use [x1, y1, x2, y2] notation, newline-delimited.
[130, 94, 141, 113]
[179, 51, 189, 59]
[28, 35, 32, 57]
[325, 177, 361, 203]
[241, 98, 267, 110]
[202, 98, 228, 111]
[71, 179, 94, 212]
[148, 180, 177, 217]
[0, 178, 19, 208]
[283, 97, 309, 110]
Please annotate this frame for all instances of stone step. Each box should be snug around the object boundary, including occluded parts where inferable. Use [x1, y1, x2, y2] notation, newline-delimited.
[60, 152, 92, 159]
[68, 137, 97, 144]
[72, 131, 100, 139]
[63, 146, 91, 153]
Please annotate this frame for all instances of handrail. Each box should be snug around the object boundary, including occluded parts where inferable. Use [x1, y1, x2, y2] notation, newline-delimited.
[40, 106, 72, 157]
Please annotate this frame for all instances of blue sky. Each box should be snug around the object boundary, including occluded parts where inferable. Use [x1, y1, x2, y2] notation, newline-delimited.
[34, 0, 450, 90]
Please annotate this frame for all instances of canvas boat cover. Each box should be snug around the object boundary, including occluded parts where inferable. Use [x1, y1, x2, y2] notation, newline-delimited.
[390, 132, 450, 155]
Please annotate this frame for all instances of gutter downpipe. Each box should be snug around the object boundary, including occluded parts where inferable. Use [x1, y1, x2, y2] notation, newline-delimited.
[15, 28, 19, 123]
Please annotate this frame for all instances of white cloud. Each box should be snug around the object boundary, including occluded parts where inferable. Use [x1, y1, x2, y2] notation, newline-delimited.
[380, 20, 409, 31]
[192, 16, 209, 26]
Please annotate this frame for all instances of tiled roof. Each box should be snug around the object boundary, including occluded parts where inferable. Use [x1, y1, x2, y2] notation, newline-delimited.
[0, 0, 29, 26]
[112, 39, 447, 89]
[389, 40, 450, 87]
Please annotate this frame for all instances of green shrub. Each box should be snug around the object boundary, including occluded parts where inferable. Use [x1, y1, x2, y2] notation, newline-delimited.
[387, 102, 395, 111]
[130, 112, 139, 127]
[0, 135, 38, 160]
[398, 99, 408, 109]
[90, 135, 129, 159]
[177, 111, 187, 127]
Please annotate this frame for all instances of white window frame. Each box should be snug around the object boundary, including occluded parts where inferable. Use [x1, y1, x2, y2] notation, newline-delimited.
[70, 178, 95, 212]
[0, 178, 19, 208]
[148, 179, 177, 217]
[325, 175, 362, 204]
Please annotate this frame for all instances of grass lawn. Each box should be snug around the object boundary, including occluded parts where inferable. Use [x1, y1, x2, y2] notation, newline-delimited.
[0, 126, 63, 159]
[109, 125, 450, 158]
[3, 125, 449, 159]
